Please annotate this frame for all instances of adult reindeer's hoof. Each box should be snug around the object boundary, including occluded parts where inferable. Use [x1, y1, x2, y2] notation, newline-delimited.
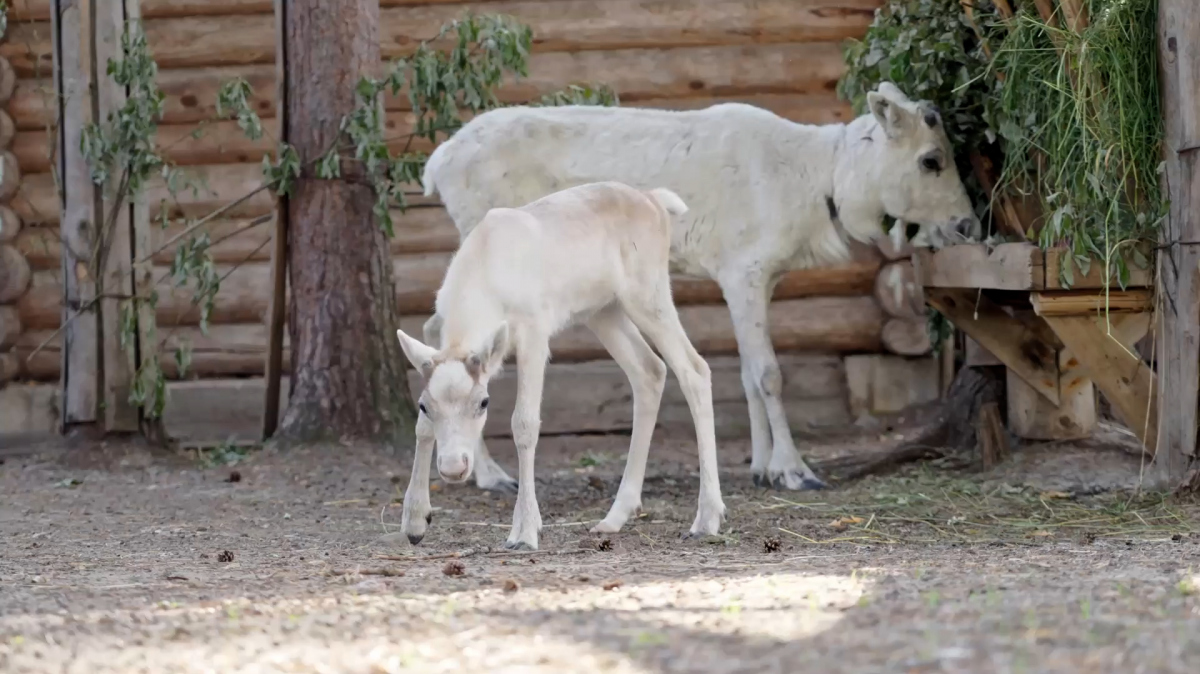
[503, 540, 536, 551]
[765, 469, 828, 491]
[407, 533, 425, 546]
[478, 476, 519, 494]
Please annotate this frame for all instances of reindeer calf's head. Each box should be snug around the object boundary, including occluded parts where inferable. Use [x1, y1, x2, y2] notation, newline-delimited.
[867, 82, 981, 247]
[395, 323, 510, 483]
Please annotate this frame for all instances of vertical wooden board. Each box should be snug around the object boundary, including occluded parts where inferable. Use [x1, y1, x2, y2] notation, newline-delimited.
[96, 0, 138, 431]
[126, 0, 157, 426]
[53, 0, 100, 426]
[261, 0, 288, 439]
[1155, 0, 1200, 482]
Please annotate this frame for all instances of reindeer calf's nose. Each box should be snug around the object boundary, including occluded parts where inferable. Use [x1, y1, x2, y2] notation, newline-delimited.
[438, 454, 471, 482]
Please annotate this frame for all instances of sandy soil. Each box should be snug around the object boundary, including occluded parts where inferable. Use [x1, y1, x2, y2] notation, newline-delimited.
[1, 430, 1198, 673]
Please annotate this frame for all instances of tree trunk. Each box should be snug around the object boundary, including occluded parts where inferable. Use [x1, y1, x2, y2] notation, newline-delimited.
[276, 0, 416, 444]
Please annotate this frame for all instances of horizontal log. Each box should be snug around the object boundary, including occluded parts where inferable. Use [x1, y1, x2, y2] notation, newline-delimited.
[13, 164, 278, 227]
[128, 0, 877, 71]
[152, 42, 845, 126]
[15, 323, 278, 380]
[16, 253, 452, 329]
[14, 92, 854, 173]
[14, 208, 460, 268]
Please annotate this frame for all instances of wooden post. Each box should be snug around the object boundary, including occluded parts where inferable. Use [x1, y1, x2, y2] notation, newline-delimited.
[1155, 0, 1200, 487]
[52, 0, 102, 430]
[96, 0, 138, 431]
[125, 0, 159, 437]
[261, 0, 290, 440]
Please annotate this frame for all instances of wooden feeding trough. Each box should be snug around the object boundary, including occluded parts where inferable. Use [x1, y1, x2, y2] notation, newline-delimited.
[917, 242, 1157, 452]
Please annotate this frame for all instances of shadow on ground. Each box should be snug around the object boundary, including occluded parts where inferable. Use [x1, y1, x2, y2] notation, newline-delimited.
[0, 431, 1197, 673]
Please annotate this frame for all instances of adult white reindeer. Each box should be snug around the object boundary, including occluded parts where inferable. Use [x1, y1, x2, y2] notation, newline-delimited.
[397, 181, 724, 550]
[421, 82, 980, 493]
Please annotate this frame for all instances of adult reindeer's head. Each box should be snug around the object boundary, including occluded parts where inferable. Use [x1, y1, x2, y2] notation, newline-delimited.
[396, 323, 510, 483]
[866, 82, 980, 247]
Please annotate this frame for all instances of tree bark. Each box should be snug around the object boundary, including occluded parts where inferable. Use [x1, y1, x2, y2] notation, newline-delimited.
[276, 0, 415, 444]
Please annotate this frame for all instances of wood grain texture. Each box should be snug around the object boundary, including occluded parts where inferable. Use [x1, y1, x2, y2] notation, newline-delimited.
[1153, 0, 1200, 482]
[1044, 315, 1158, 455]
[917, 243, 1044, 290]
[50, 0, 100, 426]
[926, 288, 1060, 405]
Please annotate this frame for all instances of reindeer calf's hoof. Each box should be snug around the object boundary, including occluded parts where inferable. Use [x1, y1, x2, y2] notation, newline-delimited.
[503, 540, 536, 552]
[407, 533, 425, 546]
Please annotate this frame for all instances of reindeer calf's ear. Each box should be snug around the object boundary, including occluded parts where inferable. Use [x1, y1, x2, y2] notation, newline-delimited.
[396, 329, 438, 377]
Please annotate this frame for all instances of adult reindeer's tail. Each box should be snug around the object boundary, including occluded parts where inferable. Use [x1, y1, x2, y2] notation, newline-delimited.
[646, 188, 688, 217]
[421, 139, 454, 197]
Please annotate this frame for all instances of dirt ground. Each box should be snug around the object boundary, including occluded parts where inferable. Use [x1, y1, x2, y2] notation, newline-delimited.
[1, 427, 1198, 674]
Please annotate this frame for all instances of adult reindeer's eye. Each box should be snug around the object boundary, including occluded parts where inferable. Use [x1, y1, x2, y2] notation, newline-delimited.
[920, 156, 942, 173]
[418, 403, 428, 416]
[480, 398, 489, 411]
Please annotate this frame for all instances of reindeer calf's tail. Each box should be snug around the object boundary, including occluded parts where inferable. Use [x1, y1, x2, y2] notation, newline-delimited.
[646, 188, 688, 217]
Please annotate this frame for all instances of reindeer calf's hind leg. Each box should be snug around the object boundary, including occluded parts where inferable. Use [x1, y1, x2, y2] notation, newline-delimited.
[624, 284, 725, 538]
[587, 306, 667, 533]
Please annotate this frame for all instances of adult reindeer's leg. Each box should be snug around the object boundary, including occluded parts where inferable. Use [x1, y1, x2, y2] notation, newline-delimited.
[624, 284, 725, 538]
[587, 305, 667, 534]
[714, 277, 775, 486]
[423, 312, 517, 493]
[505, 339, 549, 550]
[719, 273, 827, 491]
[401, 410, 436, 544]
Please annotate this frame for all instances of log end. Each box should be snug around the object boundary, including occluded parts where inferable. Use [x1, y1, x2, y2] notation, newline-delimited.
[0, 151, 21, 202]
[0, 58, 14, 107]
[0, 204, 20, 243]
[0, 244, 32, 303]
[0, 109, 13, 151]
[0, 304, 20, 351]
[881, 317, 933, 356]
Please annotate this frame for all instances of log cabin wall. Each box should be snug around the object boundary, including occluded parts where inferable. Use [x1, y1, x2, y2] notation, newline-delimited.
[0, 0, 942, 443]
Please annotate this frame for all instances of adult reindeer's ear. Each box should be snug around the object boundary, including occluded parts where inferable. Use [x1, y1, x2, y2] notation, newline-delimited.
[867, 82, 911, 138]
[468, 321, 510, 376]
[397, 329, 437, 378]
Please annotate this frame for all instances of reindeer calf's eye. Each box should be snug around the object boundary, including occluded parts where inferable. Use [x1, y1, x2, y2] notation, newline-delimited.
[921, 156, 941, 172]
[418, 403, 428, 415]
[480, 398, 489, 410]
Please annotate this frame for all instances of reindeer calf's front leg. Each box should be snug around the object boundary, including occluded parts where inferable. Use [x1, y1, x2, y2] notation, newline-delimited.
[505, 406, 543, 550]
[401, 412, 436, 545]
